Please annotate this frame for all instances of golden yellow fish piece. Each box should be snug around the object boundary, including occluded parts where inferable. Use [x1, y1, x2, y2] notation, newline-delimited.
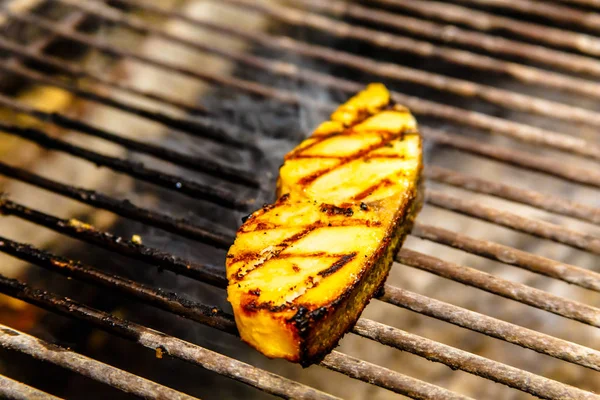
[226, 83, 423, 366]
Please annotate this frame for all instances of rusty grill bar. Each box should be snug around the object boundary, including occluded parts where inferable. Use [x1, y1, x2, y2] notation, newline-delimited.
[0, 0, 599, 399]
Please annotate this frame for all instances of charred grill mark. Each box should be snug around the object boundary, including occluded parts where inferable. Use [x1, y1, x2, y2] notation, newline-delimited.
[289, 154, 344, 159]
[317, 252, 358, 277]
[320, 204, 354, 217]
[286, 133, 339, 159]
[240, 218, 381, 233]
[286, 107, 390, 160]
[277, 251, 351, 259]
[241, 298, 297, 314]
[352, 179, 393, 201]
[365, 154, 406, 159]
[297, 131, 406, 186]
[233, 224, 319, 280]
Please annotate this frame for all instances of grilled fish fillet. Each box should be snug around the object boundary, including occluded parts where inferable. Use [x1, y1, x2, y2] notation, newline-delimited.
[226, 83, 423, 366]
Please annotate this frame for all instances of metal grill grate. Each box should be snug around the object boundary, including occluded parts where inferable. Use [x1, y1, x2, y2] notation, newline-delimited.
[0, 0, 598, 399]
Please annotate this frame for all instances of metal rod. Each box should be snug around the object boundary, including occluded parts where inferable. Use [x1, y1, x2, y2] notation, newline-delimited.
[0, 123, 251, 211]
[298, 0, 600, 78]
[425, 166, 600, 225]
[5, 9, 600, 161]
[319, 352, 471, 400]
[66, 0, 600, 128]
[224, 0, 600, 105]
[352, 319, 600, 400]
[289, 0, 600, 100]
[560, 0, 600, 8]
[0, 286, 339, 400]
[0, 94, 259, 188]
[5, 183, 600, 297]
[0, 37, 208, 116]
[0, 54, 256, 151]
[0, 275, 461, 400]
[397, 249, 600, 328]
[421, 128, 600, 189]
[0, 198, 229, 287]
[412, 223, 600, 292]
[0, 235, 236, 332]
[379, 284, 600, 372]
[68, 0, 600, 155]
[367, 0, 600, 56]
[2, 260, 593, 400]
[115, 0, 600, 78]
[0, 10, 301, 105]
[2, 3, 86, 74]
[6, 13, 597, 187]
[0, 375, 63, 400]
[0, 326, 199, 400]
[426, 190, 600, 254]
[0, 162, 232, 248]
[6, 195, 600, 372]
[453, 0, 600, 33]
[2, 241, 590, 400]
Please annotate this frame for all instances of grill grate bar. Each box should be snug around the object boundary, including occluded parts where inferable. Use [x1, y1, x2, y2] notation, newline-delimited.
[5, 8, 600, 161]
[412, 223, 600, 292]
[3, 116, 597, 256]
[561, 0, 600, 9]
[0, 235, 236, 332]
[2, 133, 599, 285]
[1, 3, 87, 76]
[0, 198, 229, 287]
[427, 190, 600, 254]
[9, 176, 600, 297]
[0, 93, 260, 188]
[380, 285, 600, 372]
[421, 128, 600, 189]
[0, 54, 257, 152]
[453, 0, 600, 32]
[317, 352, 471, 400]
[7, 165, 599, 295]
[353, 319, 600, 400]
[0, 162, 232, 249]
[397, 249, 600, 328]
[113, 0, 600, 78]
[0, 10, 301, 105]
[0, 37, 208, 116]
[0, 374, 63, 400]
[1, 235, 597, 400]
[69, 0, 600, 126]
[1, 2, 599, 398]
[3, 30, 598, 189]
[0, 123, 251, 211]
[0, 326, 199, 400]
[0, 274, 469, 400]
[3, 198, 600, 373]
[318, 0, 600, 77]
[0, 277, 342, 400]
[223, 0, 600, 102]
[426, 166, 600, 225]
[368, 0, 600, 56]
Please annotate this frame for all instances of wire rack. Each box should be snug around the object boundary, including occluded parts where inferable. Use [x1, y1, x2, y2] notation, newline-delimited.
[0, 0, 599, 399]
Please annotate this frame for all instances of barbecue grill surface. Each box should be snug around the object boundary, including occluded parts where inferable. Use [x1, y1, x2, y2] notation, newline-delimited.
[0, 0, 599, 399]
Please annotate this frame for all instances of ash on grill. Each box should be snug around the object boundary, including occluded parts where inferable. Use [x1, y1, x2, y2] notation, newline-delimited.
[0, 1, 598, 400]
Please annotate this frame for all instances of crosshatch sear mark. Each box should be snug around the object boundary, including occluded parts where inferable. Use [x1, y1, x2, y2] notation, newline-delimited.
[317, 252, 358, 277]
[297, 130, 407, 186]
[233, 224, 319, 280]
